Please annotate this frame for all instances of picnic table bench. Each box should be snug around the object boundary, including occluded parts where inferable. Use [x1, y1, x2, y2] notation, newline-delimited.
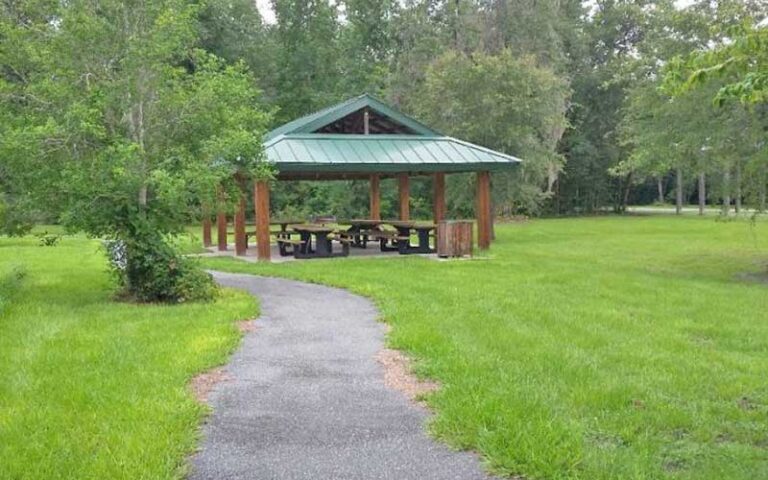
[228, 220, 304, 251]
[340, 219, 385, 248]
[270, 219, 437, 259]
[338, 219, 436, 254]
[275, 236, 306, 257]
[289, 224, 351, 259]
[386, 220, 437, 254]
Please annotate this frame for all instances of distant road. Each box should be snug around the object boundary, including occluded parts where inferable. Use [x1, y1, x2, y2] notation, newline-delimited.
[626, 206, 764, 216]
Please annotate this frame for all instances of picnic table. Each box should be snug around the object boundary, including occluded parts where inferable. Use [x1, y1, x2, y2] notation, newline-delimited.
[227, 228, 258, 247]
[386, 220, 437, 254]
[228, 220, 303, 251]
[286, 224, 350, 259]
[340, 219, 384, 248]
[271, 219, 304, 232]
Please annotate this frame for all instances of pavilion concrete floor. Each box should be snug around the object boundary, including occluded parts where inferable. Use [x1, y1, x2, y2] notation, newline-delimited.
[199, 244, 438, 263]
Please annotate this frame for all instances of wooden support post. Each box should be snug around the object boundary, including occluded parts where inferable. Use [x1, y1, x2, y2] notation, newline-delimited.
[370, 174, 381, 220]
[398, 173, 410, 221]
[216, 188, 228, 251]
[476, 171, 492, 250]
[202, 209, 212, 248]
[234, 195, 247, 256]
[363, 109, 370, 135]
[255, 180, 271, 261]
[433, 172, 446, 224]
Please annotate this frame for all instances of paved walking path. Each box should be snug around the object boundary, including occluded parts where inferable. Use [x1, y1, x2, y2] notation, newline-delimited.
[190, 272, 494, 480]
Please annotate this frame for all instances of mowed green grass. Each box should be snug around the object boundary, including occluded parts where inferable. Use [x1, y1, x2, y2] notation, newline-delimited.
[201, 216, 768, 480]
[0, 234, 257, 479]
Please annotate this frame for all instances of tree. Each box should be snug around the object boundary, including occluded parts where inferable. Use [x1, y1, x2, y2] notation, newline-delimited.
[337, 0, 398, 96]
[0, 0, 271, 302]
[663, 20, 767, 105]
[413, 50, 569, 214]
[660, 8, 768, 215]
[557, 0, 679, 214]
[198, 0, 279, 99]
[479, 0, 584, 69]
[271, 0, 341, 123]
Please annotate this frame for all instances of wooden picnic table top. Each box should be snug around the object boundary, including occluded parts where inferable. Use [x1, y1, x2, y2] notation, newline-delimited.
[290, 224, 338, 233]
[386, 220, 437, 229]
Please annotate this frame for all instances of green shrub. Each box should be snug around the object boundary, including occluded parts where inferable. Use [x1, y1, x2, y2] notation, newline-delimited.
[0, 194, 34, 237]
[35, 231, 62, 247]
[105, 231, 218, 304]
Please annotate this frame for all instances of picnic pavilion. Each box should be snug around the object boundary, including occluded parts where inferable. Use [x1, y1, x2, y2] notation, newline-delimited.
[203, 94, 521, 261]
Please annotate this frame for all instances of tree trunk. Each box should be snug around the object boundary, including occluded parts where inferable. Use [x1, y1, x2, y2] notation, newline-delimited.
[759, 164, 767, 213]
[657, 176, 664, 204]
[452, 0, 461, 49]
[675, 167, 683, 215]
[698, 172, 706, 216]
[734, 162, 742, 214]
[622, 171, 633, 213]
[722, 169, 731, 216]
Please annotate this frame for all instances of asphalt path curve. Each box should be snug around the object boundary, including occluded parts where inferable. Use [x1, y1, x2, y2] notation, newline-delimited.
[190, 271, 495, 480]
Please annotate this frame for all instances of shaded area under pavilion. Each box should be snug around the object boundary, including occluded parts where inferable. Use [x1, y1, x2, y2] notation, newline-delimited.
[202, 94, 521, 261]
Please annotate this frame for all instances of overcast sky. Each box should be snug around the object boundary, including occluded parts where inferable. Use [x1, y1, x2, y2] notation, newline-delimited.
[255, 0, 697, 25]
[256, 0, 275, 24]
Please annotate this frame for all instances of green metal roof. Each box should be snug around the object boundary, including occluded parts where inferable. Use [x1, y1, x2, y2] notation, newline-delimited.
[265, 93, 440, 141]
[264, 134, 522, 174]
[263, 94, 522, 175]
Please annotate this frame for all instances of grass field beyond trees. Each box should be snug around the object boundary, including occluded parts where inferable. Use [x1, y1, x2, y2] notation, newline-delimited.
[0, 234, 257, 479]
[202, 216, 768, 480]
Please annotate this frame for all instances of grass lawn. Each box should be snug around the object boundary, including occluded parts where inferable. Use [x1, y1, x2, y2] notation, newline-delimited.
[200, 216, 768, 480]
[0, 233, 257, 479]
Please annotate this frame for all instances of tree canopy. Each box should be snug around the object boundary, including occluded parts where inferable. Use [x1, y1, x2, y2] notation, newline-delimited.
[1, 0, 271, 301]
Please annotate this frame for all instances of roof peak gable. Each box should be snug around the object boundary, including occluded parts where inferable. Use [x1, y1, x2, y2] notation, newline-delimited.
[265, 93, 440, 141]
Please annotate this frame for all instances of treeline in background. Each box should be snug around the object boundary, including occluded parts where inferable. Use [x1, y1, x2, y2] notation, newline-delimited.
[203, 0, 767, 219]
[3, 0, 767, 225]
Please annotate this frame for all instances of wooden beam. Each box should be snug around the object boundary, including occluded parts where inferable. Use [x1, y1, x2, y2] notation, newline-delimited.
[255, 180, 271, 261]
[216, 218, 227, 252]
[363, 108, 370, 135]
[476, 171, 491, 250]
[216, 187, 228, 251]
[202, 207, 212, 248]
[369, 174, 381, 220]
[398, 173, 410, 221]
[433, 172, 446, 224]
[234, 195, 247, 256]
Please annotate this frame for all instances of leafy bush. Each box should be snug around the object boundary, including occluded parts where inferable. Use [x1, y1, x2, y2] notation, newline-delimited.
[36, 231, 62, 246]
[0, 264, 27, 315]
[0, 194, 34, 237]
[105, 231, 218, 304]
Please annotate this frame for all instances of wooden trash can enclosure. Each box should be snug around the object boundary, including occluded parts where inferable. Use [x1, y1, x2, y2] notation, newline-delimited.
[437, 220, 473, 258]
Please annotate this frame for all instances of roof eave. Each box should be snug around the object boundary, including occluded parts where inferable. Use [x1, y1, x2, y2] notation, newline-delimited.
[269, 162, 519, 174]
